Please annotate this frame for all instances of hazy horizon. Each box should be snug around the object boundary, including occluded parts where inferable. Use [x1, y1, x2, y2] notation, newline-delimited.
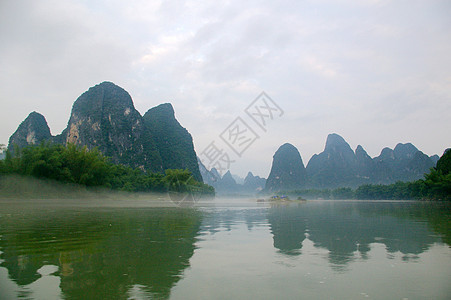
[1, 0, 450, 178]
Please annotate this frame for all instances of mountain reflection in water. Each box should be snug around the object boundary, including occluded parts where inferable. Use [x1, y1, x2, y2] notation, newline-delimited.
[268, 201, 450, 270]
[0, 207, 202, 299]
[0, 200, 449, 299]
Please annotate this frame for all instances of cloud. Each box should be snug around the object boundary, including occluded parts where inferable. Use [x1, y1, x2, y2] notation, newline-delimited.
[0, 0, 136, 135]
[1, 0, 450, 177]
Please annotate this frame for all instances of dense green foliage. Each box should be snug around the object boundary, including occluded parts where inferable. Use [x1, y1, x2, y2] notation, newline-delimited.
[0, 143, 214, 195]
[1, 143, 110, 186]
[436, 149, 450, 175]
[276, 177, 449, 201]
[274, 150, 450, 200]
[410, 149, 450, 200]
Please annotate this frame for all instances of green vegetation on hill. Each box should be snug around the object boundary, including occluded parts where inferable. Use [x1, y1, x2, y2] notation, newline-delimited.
[7, 82, 203, 184]
[0, 143, 214, 196]
[143, 103, 203, 182]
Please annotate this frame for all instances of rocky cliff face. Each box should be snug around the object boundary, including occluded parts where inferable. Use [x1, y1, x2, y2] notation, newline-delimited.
[265, 143, 307, 192]
[8, 111, 52, 154]
[60, 82, 152, 168]
[8, 82, 202, 181]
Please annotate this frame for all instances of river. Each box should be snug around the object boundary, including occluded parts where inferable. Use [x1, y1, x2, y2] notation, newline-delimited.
[0, 198, 450, 299]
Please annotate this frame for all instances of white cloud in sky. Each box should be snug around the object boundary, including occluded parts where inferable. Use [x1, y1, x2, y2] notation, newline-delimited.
[1, 0, 450, 177]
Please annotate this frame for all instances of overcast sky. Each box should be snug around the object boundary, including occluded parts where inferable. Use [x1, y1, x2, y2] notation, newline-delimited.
[1, 0, 450, 178]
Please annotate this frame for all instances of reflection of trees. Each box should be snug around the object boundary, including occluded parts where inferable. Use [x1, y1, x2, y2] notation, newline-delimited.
[268, 202, 447, 269]
[0, 209, 108, 286]
[0, 207, 202, 299]
[381, 201, 451, 246]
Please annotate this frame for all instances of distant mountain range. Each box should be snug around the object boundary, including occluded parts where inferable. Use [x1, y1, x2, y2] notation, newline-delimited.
[265, 133, 441, 191]
[8, 82, 202, 181]
[200, 133, 441, 194]
[198, 158, 266, 195]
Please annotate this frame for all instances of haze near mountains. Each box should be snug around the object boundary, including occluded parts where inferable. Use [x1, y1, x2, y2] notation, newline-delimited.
[200, 132, 441, 194]
[8, 82, 443, 193]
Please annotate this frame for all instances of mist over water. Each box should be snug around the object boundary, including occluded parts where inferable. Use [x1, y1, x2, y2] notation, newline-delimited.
[0, 187, 450, 299]
[0, 175, 185, 208]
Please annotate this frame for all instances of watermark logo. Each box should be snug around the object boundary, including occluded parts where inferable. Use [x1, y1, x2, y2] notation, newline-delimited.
[199, 92, 283, 178]
[245, 92, 284, 132]
[200, 141, 235, 175]
[168, 188, 196, 206]
[219, 117, 259, 157]
[169, 92, 283, 206]
[165, 170, 204, 207]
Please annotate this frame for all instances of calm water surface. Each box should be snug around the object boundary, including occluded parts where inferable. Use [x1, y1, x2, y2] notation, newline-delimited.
[0, 199, 450, 299]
